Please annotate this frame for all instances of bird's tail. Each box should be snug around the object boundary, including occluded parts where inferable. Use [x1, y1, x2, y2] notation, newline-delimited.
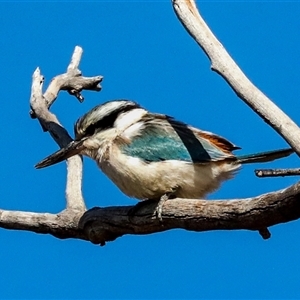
[236, 148, 293, 164]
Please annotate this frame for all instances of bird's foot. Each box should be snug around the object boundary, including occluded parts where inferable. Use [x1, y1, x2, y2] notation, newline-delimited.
[155, 185, 179, 222]
[127, 185, 180, 223]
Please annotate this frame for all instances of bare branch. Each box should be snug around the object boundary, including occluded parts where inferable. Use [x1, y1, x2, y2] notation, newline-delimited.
[172, 0, 300, 157]
[79, 181, 300, 245]
[68, 45, 83, 70]
[256, 168, 300, 178]
[1, 180, 300, 245]
[30, 68, 72, 147]
[29, 46, 104, 212]
[0, 209, 87, 240]
[30, 46, 103, 118]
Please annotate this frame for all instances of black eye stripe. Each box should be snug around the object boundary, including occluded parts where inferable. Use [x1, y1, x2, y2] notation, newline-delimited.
[86, 110, 121, 134]
[79, 102, 140, 138]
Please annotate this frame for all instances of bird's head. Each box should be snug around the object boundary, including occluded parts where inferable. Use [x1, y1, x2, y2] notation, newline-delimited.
[35, 99, 142, 169]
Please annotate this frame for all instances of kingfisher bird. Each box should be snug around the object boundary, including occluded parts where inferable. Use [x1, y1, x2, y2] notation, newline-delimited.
[35, 99, 293, 219]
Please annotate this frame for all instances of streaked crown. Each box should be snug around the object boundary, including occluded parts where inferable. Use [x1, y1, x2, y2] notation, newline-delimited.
[74, 100, 141, 140]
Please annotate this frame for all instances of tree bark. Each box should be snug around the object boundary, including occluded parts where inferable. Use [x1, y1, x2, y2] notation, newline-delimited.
[1, 180, 300, 245]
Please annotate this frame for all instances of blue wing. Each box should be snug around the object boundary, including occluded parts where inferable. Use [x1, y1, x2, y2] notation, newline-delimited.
[120, 114, 239, 163]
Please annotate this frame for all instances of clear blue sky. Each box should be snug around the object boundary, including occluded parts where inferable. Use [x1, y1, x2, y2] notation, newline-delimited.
[0, 2, 299, 299]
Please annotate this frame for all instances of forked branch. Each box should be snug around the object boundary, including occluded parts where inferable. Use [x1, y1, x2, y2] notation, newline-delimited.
[30, 46, 103, 212]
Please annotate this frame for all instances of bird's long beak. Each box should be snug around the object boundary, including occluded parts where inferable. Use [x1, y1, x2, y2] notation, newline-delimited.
[35, 139, 85, 169]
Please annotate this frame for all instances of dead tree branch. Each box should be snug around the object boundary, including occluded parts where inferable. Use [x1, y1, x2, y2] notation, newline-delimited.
[30, 46, 103, 212]
[172, 0, 300, 156]
[1, 180, 300, 245]
[256, 168, 300, 178]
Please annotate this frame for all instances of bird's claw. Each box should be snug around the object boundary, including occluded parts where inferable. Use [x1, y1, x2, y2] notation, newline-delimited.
[155, 185, 179, 222]
[128, 185, 179, 223]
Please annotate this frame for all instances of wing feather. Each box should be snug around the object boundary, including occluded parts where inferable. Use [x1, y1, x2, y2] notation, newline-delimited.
[120, 113, 238, 163]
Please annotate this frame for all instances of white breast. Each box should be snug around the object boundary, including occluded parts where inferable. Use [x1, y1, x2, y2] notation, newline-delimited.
[96, 144, 240, 200]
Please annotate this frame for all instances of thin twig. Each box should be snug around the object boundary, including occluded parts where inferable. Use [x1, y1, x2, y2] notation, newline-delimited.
[258, 228, 271, 240]
[255, 168, 300, 178]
